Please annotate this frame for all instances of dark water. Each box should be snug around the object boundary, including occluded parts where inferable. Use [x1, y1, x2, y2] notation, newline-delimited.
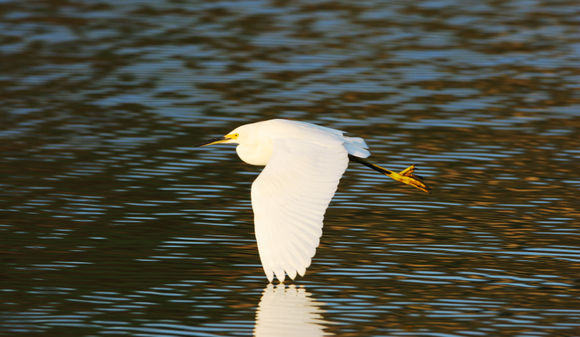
[1, 0, 579, 336]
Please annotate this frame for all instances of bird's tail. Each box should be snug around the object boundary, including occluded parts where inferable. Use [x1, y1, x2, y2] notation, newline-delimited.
[343, 136, 370, 158]
[348, 155, 431, 193]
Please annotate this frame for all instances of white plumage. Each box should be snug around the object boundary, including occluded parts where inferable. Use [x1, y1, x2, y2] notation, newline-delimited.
[199, 119, 429, 282]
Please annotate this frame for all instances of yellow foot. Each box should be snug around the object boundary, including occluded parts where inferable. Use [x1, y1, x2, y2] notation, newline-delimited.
[388, 165, 431, 193]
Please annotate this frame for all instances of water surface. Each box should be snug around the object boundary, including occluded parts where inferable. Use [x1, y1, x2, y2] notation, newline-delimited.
[1, 0, 579, 336]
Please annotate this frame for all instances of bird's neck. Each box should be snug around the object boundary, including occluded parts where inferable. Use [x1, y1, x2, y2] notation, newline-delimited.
[236, 139, 273, 166]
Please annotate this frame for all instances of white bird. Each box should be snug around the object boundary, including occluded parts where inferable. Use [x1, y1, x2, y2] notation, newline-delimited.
[199, 119, 429, 283]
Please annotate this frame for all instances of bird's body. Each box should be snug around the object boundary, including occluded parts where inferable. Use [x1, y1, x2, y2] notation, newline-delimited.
[232, 119, 370, 165]
[199, 119, 429, 282]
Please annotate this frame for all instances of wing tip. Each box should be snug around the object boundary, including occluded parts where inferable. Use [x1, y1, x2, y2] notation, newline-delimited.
[274, 267, 286, 283]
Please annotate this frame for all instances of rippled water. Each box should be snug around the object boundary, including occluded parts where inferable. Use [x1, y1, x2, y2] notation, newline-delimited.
[1, 0, 579, 336]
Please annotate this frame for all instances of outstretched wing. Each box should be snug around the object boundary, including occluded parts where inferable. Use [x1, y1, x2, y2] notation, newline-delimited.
[251, 138, 348, 282]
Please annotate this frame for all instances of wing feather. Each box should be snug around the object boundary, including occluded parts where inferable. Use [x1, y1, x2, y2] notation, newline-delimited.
[251, 137, 348, 282]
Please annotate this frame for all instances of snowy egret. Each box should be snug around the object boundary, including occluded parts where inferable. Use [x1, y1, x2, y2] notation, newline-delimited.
[199, 119, 430, 282]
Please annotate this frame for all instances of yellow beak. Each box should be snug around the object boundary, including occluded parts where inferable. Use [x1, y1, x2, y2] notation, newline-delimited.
[197, 136, 230, 147]
[197, 133, 241, 146]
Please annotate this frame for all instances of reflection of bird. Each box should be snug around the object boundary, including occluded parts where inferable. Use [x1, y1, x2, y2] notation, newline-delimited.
[254, 284, 331, 337]
[199, 119, 429, 282]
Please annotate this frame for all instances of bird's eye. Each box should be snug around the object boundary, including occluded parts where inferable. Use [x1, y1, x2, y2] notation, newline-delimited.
[235, 133, 239, 137]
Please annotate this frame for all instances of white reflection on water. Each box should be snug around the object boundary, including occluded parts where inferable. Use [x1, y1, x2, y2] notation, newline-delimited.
[254, 284, 332, 337]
